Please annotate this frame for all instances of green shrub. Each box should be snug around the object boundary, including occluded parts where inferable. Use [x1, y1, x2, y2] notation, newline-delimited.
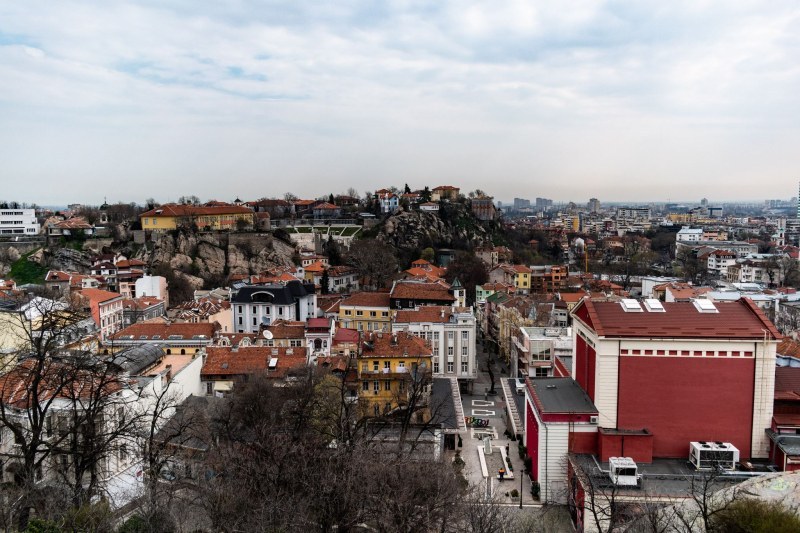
[711, 498, 800, 533]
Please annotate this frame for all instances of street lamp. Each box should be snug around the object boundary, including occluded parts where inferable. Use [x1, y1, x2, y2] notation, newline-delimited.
[520, 465, 525, 509]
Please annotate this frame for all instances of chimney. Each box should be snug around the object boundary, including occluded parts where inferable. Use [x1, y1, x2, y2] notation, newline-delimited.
[391, 333, 398, 346]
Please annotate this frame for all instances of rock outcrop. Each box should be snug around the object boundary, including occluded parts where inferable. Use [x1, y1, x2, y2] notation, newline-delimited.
[137, 230, 295, 287]
[376, 203, 496, 252]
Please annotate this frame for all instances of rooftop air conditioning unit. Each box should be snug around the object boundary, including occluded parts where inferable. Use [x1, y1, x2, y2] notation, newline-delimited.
[589, 415, 599, 424]
[689, 441, 739, 470]
[608, 457, 639, 486]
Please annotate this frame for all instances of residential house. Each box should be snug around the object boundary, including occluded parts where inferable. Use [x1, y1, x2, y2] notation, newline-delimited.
[376, 190, 399, 213]
[77, 288, 124, 341]
[431, 186, 460, 202]
[390, 280, 456, 309]
[201, 346, 307, 396]
[418, 202, 439, 212]
[530, 265, 568, 293]
[357, 331, 433, 417]
[306, 317, 335, 363]
[513, 326, 572, 378]
[46, 217, 94, 238]
[121, 297, 165, 327]
[107, 322, 217, 355]
[314, 265, 360, 293]
[312, 202, 341, 219]
[338, 292, 391, 332]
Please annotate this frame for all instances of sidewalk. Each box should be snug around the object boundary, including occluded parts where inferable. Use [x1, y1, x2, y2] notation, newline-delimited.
[448, 337, 538, 507]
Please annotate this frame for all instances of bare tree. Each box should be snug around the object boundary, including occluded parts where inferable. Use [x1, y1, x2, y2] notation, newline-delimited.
[347, 238, 398, 289]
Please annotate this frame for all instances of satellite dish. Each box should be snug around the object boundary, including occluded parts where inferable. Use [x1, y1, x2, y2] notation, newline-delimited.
[263, 330, 273, 340]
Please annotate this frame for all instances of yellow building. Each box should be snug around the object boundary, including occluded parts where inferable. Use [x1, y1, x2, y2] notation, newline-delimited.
[339, 292, 391, 332]
[513, 265, 532, 293]
[357, 331, 432, 417]
[140, 203, 254, 231]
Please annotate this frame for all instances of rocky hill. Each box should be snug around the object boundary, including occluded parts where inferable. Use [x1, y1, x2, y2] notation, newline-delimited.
[372, 202, 499, 255]
[133, 230, 296, 290]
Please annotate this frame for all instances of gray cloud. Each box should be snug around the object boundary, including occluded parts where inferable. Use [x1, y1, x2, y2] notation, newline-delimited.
[1, 1, 799, 205]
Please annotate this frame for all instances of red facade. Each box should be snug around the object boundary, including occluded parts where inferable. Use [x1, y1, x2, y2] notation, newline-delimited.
[598, 428, 653, 463]
[617, 355, 755, 458]
[526, 403, 539, 480]
[574, 334, 596, 402]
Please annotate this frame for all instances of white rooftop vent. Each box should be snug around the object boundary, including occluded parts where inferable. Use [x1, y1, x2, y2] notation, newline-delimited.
[268, 358, 278, 370]
[689, 441, 739, 470]
[643, 299, 665, 312]
[692, 299, 719, 313]
[620, 299, 643, 312]
[608, 457, 639, 486]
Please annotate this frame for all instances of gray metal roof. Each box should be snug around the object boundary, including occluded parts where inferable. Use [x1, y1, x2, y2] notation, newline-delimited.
[231, 280, 315, 305]
[530, 377, 597, 414]
[430, 378, 458, 429]
[112, 344, 165, 375]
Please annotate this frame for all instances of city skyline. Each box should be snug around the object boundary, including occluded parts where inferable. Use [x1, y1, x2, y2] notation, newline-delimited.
[2, 1, 800, 204]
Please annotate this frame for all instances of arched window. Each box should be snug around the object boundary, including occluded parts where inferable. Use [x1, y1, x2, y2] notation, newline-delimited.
[314, 339, 322, 350]
[166, 349, 171, 355]
[181, 349, 186, 355]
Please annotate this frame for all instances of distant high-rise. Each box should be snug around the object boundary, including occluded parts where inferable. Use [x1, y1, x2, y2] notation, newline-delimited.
[588, 198, 600, 213]
[513, 197, 531, 210]
[535, 197, 553, 210]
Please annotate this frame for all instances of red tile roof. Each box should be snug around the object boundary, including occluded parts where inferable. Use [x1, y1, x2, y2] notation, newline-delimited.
[775, 366, 800, 401]
[572, 298, 781, 340]
[265, 320, 305, 339]
[79, 288, 122, 304]
[341, 292, 391, 308]
[390, 282, 454, 302]
[140, 203, 253, 218]
[110, 322, 216, 341]
[203, 346, 306, 377]
[333, 327, 359, 344]
[360, 331, 432, 358]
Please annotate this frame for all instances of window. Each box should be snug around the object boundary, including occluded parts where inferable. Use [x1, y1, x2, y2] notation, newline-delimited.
[238, 317, 243, 325]
[362, 381, 369, 391]
[433, 344, 439, 355]
[384, 380, 391, 391]
[462, 331, 468, 341]
[398, 361, 405, 370]
[448, 331, 454, 340]
[535, 367, 549, 377]
[252, 317, 257, 326]
[238, 305, 242, 313]
[447, 361, 454, 373]
[290, 340, 303, 347]
[206, 382, 213, 395]
[373, 380, 379, 392]
[384, 361, 390, 370]
[462, 346, 468, 356]
[381, 311, 389, 317]
[279, 307, 284, 316]
[448, 346, 454, 356]
[344, 310, 352, 316]
[252, 306, 257, 313]
[461, 361, 468, 373]
[433, 360, 440, 373]
[356, 310, 363, 316]
[373, 361, 379, 371]
[370, 311, 377, 317]
[399, 380, 405, 391]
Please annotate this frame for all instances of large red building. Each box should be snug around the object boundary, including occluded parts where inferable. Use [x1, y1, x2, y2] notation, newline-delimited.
[570, 297, 780, 461]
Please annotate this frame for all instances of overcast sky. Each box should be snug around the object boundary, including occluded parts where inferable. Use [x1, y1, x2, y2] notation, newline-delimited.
[1, 1, 799, 206]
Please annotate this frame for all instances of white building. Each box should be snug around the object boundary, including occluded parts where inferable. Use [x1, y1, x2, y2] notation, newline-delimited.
[676, 226, 703, 242]
[0, 208, 39, 236]
[135, 275, 169, 308]
[231, 281, 317, 333]
[513, 326, 573, 378]
[391, 305, 477, 393]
